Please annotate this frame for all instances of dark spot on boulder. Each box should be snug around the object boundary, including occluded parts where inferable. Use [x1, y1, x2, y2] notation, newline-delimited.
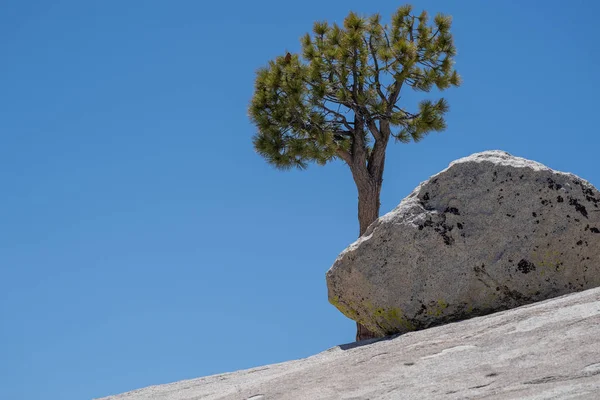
[577, 183, 597, 202]
[585, 195, 599, 204]
[568, 197, 588, 218]
[445, 207, 460, 215]
[547, 178, 563, 190]
[415, 303, 427, 316]
[591, 227, 600, 233]
[456, 222, 463, 229]
[557, 195, 564, 203]
[519, 175, 524, 179]
[423, 192, 430, 201]
[442, 233, 454, 245]
[532, 212, 537, 217]
[576, 240, 583, 245]
[517, 259, 536, 274]
[541, 199, 550, 206]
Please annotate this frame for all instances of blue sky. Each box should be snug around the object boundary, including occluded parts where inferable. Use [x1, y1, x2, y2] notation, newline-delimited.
[1, 1, 599, 399]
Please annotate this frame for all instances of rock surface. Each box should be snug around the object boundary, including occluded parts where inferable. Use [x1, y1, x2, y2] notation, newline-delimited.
[327, 150, 600, 336]
[98, 287, 600, 400]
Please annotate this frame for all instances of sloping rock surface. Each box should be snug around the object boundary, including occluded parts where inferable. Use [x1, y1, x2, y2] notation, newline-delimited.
[98, 287, 600, 400]
[327, 150, 600, 336]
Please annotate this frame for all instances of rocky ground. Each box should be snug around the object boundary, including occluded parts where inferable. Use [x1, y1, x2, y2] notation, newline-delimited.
[98, 286, 600, 400]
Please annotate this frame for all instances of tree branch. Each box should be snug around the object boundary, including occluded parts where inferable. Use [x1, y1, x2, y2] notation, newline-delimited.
[409, 16, 415, 43]
[336, 148, 353, 165]
[387, 78, 404, 112]
[382, 30, 393, 70]
[428, 27, 440, 42]
[319, 103, 354, 131]
[351, 52, 360, 108]
[301, 78, 355, 113]
[365, 36, 387, 104]
[392, 105, 419, 120]
[367, 120, 391, 179]
[366, 118, 382, 141]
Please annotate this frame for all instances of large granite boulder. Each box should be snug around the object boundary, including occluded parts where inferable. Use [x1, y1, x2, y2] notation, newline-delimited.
[327, 150, 600, 337]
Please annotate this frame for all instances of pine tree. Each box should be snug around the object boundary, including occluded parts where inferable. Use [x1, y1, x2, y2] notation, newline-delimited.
[249, 5, 461, 341]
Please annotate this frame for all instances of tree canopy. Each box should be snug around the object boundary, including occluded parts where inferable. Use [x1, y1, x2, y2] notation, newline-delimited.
[249, 5, 461, 171]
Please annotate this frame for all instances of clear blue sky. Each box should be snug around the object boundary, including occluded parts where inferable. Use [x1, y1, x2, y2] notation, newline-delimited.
[1, 1, 598, 399]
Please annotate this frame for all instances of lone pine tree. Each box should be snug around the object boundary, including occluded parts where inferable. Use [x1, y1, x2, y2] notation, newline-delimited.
[249, 5, 460, 341]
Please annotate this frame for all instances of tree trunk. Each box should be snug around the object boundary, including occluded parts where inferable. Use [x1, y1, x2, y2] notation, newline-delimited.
[345, 118, 389, 342]
[354, 177, 383, 341]
[357, 181, 381, 237]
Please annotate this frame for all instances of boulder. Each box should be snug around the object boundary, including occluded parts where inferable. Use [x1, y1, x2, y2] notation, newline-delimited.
[97, 287, 600, 399]
[327, 150, 600, 337]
